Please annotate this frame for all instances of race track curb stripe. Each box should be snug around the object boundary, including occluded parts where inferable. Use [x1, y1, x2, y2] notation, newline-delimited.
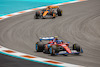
[0, 46, 84, 67]
[0, 0, 87, 67]
[0, 0, 87, 21]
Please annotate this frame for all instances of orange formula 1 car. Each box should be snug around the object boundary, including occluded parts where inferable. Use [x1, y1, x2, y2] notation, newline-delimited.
[34, 6, 62, 19]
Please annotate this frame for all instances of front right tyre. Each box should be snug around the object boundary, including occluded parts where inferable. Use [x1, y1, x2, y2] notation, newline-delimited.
[73, 43, 82, 55]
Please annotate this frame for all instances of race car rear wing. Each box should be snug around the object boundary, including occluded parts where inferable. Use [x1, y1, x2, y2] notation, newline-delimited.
[39, 37, 54, 41]
[50, 6, 59, 8]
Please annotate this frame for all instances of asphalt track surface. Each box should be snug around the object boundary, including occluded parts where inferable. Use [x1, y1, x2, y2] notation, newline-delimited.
[0, 53, 54, 67]
[0, 0, 100, 67]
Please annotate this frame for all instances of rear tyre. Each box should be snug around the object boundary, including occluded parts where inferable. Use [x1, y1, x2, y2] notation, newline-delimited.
[57, 9, 62, 16]
[35, 42, 44, 52]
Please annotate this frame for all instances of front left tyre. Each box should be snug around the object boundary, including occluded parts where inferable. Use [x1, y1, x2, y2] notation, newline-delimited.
[49, 45, 59, 56]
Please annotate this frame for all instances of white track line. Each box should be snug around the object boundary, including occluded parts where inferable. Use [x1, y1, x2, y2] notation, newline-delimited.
[0, 45, 84, 67]
[0, 0, 86, 21]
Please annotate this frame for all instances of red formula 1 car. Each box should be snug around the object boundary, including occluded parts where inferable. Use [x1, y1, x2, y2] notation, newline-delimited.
[35, 37, 83, 56]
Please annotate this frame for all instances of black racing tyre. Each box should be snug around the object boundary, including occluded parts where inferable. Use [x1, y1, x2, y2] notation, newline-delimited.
[36, 42, 44, 52]
[57, 8, 62, 16]
[34, 11, 40, 19]
[73, 44, 80, 52]
[50, 45, 59, 56]
[42, 16, 45, 19]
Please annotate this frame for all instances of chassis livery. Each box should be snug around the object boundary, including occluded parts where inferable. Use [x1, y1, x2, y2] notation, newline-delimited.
[35, 37, 83, 56]
[34, 6, 62, 19]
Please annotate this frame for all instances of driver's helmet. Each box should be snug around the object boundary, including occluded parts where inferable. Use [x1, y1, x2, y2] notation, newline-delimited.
[61, 40, 64, 44]
[57, 40, 63, 44]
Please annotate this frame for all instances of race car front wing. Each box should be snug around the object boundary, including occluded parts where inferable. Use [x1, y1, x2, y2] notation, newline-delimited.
[55, 49, 83, 55]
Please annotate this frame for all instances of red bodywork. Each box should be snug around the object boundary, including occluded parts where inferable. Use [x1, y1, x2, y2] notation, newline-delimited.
[58, 43, 71, 53]
[46, 41, 72, 53]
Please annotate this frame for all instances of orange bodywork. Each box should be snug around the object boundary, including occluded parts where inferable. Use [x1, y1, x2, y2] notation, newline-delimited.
[43, 11, 49, 16]
[42, 6, 59, 17]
